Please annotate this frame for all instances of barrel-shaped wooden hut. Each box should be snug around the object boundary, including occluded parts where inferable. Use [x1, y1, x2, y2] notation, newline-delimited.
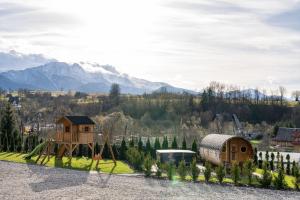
[199, 134, 253, 165]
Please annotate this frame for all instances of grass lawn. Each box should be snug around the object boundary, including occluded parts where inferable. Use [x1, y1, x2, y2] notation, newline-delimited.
[250, 140, 262, 145]
[0, 152, 134, 174]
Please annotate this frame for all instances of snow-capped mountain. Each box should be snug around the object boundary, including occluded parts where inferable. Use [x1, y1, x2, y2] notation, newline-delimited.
[0, 61, 194, 94]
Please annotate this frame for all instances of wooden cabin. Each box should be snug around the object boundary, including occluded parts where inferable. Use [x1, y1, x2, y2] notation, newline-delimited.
[199, 134, 253, 166]
[55, 116, 95, 159]
[272, 127, 300, 152]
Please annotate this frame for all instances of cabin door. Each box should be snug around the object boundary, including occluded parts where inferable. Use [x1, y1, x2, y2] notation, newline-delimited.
[231, 145, 237, 162]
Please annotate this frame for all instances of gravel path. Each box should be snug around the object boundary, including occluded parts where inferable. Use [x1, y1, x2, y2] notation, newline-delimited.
[0, 161, 300, 200]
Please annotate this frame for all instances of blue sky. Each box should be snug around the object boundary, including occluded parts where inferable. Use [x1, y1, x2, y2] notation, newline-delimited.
[0, 0, 300, 94]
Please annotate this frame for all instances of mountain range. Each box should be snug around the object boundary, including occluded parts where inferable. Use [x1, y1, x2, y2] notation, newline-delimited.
[0, 52, 196, 94]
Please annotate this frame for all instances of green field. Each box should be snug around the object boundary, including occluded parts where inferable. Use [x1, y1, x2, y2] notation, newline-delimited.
[0, 152, 134, 174]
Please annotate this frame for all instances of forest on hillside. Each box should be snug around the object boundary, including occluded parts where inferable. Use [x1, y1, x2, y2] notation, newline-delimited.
[0, 82, 300, 146]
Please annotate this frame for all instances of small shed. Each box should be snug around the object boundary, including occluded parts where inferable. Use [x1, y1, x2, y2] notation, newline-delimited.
[156, 149, 196, 165]
[199, 134, 253, 166]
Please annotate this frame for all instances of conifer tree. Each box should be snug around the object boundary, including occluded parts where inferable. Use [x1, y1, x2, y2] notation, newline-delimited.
[253, 148, 258, 165]
[146, 138, 152, 155]
[270, 152, 275, 171]
[129, 137, 134, 148]
[292, 161, 297, 176]
[276, 152, 280, 170]
[181, 137, 187, 150]
[162, 136, 168, 149]
[191, 139, 198, 153]
[120, 137, 127, 160]
[138, 137, 143, 152]
[171, 137, 178, 149]
[154, 137, 161, 150]
[265, 151, 269, 169]
[0, 103, 16, 151]
[286, 154, 291, 175]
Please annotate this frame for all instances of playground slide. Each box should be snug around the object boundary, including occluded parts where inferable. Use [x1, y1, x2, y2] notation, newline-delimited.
[24, 141, 47, 160]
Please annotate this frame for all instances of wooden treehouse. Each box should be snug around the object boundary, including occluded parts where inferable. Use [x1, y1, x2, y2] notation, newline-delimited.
[35, 115, 116, 167]
[55, 116, 95, 159]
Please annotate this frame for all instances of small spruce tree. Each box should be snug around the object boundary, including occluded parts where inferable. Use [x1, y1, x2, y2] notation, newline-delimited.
[181, 137, 187, 150]
[129, 137, 135, 148]
[244, 160, 255, 185]
[191, 139, 198, 153]
[292, 161, 297, 176]
[138, 137, 143, 152]
[171, 137, 178, 149]
[286, 154, 291, 175]
[253, 148, 258, 165]
[156, 160, 162, 178]
[154, 137, 161, 150]
[120, 137, 127, 160]
[257, 161, 272, 188]
[216, 164, 225, 184]
[145, 138, 152, 155]
[144, 154, 153, 177]
[162, 136, 169, 149]
[231, 162, 240, 185]
[190, 158, 200, 182]
[273, 166, 286, 190]
[270, 152, 275, 171]
[178, 160, 187, 181]
[204, 161, 212, 182]
[258, 152, 263, 169]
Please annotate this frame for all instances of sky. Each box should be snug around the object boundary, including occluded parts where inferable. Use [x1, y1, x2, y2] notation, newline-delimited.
[0, 0, 300, 94]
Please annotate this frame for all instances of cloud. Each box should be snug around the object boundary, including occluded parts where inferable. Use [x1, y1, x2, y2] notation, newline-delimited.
[266, 7, 300, 31]
[0, 0, 299, 93]
[0, 50, 55, 71]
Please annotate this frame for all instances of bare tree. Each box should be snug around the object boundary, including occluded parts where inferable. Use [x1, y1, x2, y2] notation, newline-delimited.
[292, 90, 300, 102]
[279, 86, 287, 105]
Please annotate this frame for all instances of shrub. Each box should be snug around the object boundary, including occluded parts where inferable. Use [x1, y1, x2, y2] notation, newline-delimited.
[273, 166, 286, 190]
[190, 158, 200, 182]
[178, 160, 187, 181]
[293, 164, 300, 190]
[204, 162, 212, 182]
[257, 161, 272, 188]
[156, 160, 162, 178]
[126, 147, 144, 170]
[144, 154, 153, 177]
[167, 162, 176, 180]
[216, 164, 225, 184]
[231, 162, 240, 185]
[243, 160, 255, 185]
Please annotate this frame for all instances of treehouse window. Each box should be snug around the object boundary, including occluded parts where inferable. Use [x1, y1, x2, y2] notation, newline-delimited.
[84, 126, 89, 132]
[222, 145, 226, 152]
[65, 126, 70, 132]
[241, 146, 247, 153]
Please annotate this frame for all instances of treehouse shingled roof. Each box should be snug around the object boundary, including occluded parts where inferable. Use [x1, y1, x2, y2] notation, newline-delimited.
[62, 116, 95, 125]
